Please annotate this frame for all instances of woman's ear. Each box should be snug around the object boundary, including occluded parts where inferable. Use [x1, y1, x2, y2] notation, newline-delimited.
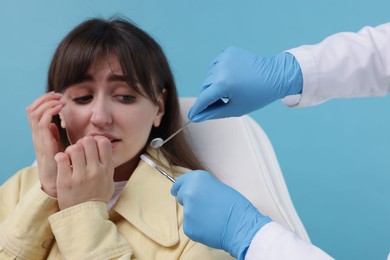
[59, 112, 66, 129]
[153, 89, 167, 127]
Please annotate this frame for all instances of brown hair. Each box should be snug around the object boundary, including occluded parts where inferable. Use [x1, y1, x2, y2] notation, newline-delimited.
[47, 17, 205, 171]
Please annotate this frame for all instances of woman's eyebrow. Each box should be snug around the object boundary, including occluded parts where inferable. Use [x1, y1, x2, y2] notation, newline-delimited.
[108, 74, 128, 82]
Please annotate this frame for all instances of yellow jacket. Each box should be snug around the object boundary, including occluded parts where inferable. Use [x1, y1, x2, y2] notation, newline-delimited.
[0, 154, 232, 259]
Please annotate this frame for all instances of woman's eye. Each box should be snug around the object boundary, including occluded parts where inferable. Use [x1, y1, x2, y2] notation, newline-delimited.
[116, 95, 135, 103]
[72, 95, 93, 104]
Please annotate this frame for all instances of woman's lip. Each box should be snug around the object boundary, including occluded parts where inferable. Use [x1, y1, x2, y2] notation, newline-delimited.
[89, 133, 120, 141]
[111, 139, 120, 149]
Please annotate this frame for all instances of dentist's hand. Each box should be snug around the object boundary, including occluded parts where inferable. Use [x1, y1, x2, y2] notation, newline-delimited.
[189, 47, 303, 122]
[171, 170, 271, 260]
[27, 92, 66, 197]
[55, 136, 115, 210]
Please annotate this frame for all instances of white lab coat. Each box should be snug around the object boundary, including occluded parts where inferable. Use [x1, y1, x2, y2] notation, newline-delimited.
[283, 22, 390, 107]
[246, 222, 332, 259]
[247, 22, 390, 260]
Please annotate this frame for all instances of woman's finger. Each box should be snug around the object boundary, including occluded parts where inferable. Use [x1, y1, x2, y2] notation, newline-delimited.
[80, 136, 100, 168]
[65, 143, 86, 179]
[26, 92, 62, 113]
[29, 101, 64, 130]
[53, 152, 71, 197]
[94, 136, 112, 166]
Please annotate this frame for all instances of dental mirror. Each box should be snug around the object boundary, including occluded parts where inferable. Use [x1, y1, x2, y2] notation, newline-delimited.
[150, 121, 192, 149]
[149, 97, 229, 149]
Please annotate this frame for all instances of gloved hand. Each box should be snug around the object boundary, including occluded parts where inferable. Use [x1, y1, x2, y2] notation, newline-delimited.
[171, 170, 271, 260]
[188, 47, 303, 122]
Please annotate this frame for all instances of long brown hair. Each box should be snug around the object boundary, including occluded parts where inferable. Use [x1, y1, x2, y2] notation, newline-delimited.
[47, 17, 205, 171]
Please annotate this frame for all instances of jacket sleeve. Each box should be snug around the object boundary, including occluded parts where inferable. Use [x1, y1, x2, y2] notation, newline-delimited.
[283, 22, 390, 107]
[48, 201, 133, 260]
[0, 179, 59, 260]
[245, 222, 333, 260]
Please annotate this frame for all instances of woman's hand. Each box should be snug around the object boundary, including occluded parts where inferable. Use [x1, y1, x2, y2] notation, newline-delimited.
[27, 92, 66, 197]
[54, 136, 115, 210]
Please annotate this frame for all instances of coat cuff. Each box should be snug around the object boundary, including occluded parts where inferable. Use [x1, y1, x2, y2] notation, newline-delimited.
[49, 201, 133, 259]
[282, 48, 326, 108]
[0, 182, 59, 259]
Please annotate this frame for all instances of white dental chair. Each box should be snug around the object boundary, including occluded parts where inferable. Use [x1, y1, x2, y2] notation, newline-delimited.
[179, 97, 310, 242]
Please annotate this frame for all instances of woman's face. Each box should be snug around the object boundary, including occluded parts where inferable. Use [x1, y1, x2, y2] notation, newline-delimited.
[60, 55, 165, 169]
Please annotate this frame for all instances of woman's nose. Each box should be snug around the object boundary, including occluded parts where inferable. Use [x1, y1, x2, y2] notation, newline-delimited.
[90, 100, 112, 127]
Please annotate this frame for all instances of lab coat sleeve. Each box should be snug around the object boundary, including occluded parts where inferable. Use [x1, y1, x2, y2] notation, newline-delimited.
[282, 22, 390, 107]
[48, 201, 133, 259]
[0, 181, 59, 259]
[245, 222, 333, 260]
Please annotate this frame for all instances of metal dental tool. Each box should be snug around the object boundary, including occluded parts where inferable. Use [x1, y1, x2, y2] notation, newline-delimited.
[149, 97, 230, 149]
[150, 121, 192, 149]
[140, 154, 175, 183]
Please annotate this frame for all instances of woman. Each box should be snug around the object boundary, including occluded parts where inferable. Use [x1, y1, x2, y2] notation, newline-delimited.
[0, 17, 232, 259]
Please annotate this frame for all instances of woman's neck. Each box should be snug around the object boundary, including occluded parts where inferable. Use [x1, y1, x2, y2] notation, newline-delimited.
[113, 157, 139, 182]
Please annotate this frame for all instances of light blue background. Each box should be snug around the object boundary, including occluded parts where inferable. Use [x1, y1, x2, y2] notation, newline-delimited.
[1, 1, 389, 259]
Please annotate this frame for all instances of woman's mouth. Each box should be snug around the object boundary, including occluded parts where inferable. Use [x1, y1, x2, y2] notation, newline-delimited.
[89, 133, 121, 148]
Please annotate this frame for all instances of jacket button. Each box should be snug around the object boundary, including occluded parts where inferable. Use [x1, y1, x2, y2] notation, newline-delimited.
[42, 239, 53, 248]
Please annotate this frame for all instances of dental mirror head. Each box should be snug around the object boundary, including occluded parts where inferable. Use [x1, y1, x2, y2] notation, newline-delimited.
[150, 138, 164, 149]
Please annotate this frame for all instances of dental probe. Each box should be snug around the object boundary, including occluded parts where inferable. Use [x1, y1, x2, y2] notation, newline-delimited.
[140, 154, 175, 183]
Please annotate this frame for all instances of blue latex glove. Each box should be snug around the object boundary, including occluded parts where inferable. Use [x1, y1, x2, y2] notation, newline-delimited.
[189, 47, 303, 122]
[171, 170, 271, 260]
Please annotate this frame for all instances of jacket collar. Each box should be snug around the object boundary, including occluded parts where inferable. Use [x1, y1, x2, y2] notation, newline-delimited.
[112, 151, 179, 247]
